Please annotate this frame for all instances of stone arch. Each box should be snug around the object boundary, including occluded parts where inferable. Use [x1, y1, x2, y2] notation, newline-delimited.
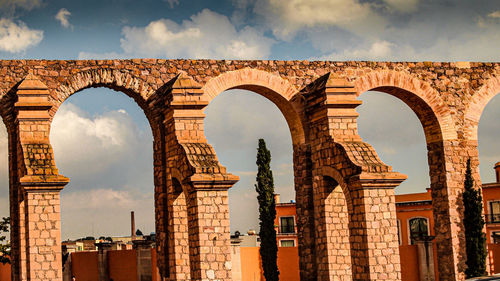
[321, 166, 352, 208]
[202, 68, 305, 145]
[465, 74, 500, 140]
[52, 68, 158, 123]
[354, 70, 457, 143]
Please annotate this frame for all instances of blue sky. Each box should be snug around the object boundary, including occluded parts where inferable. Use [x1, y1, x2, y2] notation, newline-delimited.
[0, 0, 499, 239]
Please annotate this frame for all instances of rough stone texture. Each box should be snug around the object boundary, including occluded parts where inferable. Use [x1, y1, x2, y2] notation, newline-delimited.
[2, 59, 499, 281]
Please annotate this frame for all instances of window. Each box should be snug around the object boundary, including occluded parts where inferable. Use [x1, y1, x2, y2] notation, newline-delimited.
[280, 240, 295, 247]
[409, 217, 429, 245]
[397, 219, 401, 245]
[279, 217, 295, 234]
[489, 201, 500, 223]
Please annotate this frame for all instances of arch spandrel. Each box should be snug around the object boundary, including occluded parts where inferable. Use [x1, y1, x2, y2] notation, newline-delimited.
[465, 73, 500, 141]
[353, 70, 457, 143]
[201, 68, 306, 145]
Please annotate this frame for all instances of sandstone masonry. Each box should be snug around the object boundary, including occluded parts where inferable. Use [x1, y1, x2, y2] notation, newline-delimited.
[1, 59, 499, 281]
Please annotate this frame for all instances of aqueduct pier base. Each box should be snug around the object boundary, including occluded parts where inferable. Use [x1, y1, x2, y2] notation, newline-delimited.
[2, 59, 500, 281]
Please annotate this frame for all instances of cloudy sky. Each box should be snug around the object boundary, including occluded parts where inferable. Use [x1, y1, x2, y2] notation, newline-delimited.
[0, 0, 499, 239]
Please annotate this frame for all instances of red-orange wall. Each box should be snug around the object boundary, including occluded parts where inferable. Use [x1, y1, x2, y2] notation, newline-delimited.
[0, 262, 11, 281]
[108, 249, 137, 281]
[72, 251, 98, 281]
[277, 247, 299, 281]
[399, 245, 419, 281]
[489, 243, 500, 274]
[239, 246, 299, 281]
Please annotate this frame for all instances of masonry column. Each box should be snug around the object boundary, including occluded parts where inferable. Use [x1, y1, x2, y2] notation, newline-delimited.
[163, 74, 238, 281]
[14, 73, 69, 281]
[186, 179, 236, 281]
[348, 174, 405, 281]
[292, 143, 317, 281]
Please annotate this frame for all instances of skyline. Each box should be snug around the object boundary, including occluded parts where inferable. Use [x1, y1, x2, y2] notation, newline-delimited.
[0, 0, 499, 238]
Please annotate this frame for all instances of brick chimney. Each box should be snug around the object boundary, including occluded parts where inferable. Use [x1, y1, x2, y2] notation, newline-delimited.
[274, 194, 280, 204]
[131, 211, 136, 240]
[495, 162, 500, 183]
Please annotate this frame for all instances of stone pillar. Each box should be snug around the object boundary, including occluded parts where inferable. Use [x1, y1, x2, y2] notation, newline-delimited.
[22, 184, 66, 281]
[133, 240, 154, 281]
[293, 144, 317, 281]
[161, 74, 239, 281]
[313, 175, 352, 281]
[186, 186, 234, 281]
[96, 242, 112, 281]
[348, 174, 405, 281]
[13, 74, 69, 281]
[414, 236, 436, 281]
[166, 177, 190, 281]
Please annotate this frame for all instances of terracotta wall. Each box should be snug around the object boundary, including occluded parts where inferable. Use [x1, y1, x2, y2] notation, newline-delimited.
[240, 247, 263, 281]
[70, 248, 160, 281]
[108, 250, 137, 281]
[400, 245, 419, 281]
[277, 247, 300, 281]
[489, 243, 500, 274]
[239, 246, 299, 281]
[0, 262, 11, 281]
[71, 251, 98, 281]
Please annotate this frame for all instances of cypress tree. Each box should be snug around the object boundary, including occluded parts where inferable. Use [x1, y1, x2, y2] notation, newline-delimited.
[255, 139, 279, 281]
[0, 217, 10, 264]
[463, 158, 487, 277]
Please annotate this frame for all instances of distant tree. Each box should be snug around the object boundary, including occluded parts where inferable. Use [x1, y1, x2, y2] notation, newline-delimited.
[463, 158, 487, 278]
[98, 236, 105, 240]
[0, 217, 10, 264]
[255, 139, 279, 281]
[136, 229, 143, 236]
[105, 237, 113, 242]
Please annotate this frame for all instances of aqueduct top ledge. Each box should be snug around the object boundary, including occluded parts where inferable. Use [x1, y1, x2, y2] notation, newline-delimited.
[0, 59, 498, 142]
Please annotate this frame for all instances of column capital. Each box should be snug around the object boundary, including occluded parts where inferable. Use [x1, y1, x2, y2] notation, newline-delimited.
[20, 174, 69, 193]
[185, 173, 239, 192]
[349, 172, 407, 189]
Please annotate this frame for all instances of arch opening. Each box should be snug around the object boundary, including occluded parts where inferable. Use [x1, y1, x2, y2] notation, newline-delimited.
[50, 87, 155, 245]
[202, 69, 305, 146]
[204, 88, 299, 280]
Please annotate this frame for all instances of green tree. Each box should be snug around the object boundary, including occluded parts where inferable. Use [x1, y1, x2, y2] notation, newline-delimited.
[255, 139, 279, 281]
[463, 158, 487, 277]
[136, 229, 143, 236]
[0, 217, 10, 264]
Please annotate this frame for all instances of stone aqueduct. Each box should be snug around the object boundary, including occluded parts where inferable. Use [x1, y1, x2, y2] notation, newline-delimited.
[2, 59, 500, 281]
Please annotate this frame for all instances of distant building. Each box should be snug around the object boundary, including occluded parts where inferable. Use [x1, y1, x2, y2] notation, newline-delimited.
[274, 194, 298, 248]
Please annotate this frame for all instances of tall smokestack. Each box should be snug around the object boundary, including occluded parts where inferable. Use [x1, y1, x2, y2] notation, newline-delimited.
[495, 162, 500, 183]
[131, 211, 136, 240]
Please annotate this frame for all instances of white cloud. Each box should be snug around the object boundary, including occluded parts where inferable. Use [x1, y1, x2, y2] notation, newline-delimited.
[488, 10, 500, 18]
[63, 189, 137, 210]
[55, 8, 72, 28]
[50, 102, 150, 178]
[0, 18, 42, 53]
[383, 0, 419, 13]
[318, 40, 394, 61]
[119, 9, 274, 59]
[165, 0, 179, 8]
[254, 0, 386, 40]
[50, 101, 155, 239]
